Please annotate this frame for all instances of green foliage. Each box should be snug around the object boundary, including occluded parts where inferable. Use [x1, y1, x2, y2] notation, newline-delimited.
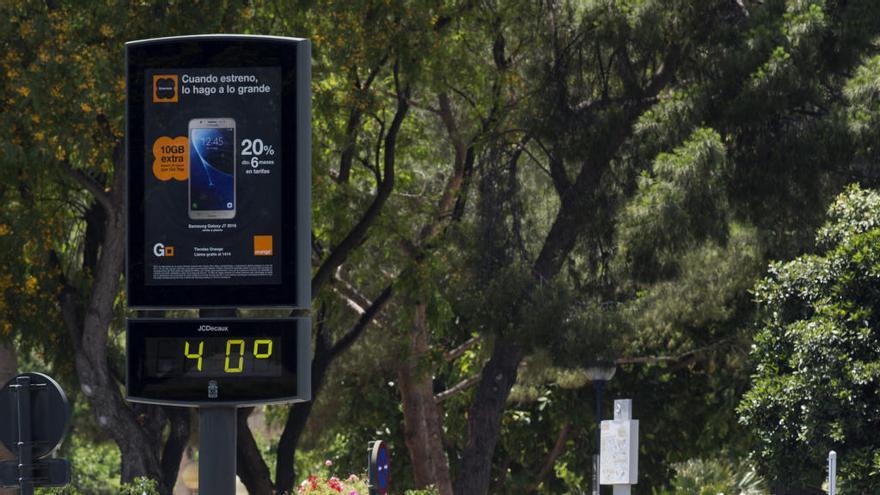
[37, 477, 156, 495]
[740, 185, 880, 492]
[618, 128, 731, 281]
[118, 478, 160, 495]
[31, 437, 121, 494]
[404, 487, 440, 495]
[844, 54, 880, 156]
[652, 458, 766, 495]
[610, 227, 763, 489]
[66, 437, 122, 493]
[553, 457, 588, 494]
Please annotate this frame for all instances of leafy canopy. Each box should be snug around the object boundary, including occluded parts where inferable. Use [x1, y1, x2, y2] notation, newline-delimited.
[740, 185, 880, 492]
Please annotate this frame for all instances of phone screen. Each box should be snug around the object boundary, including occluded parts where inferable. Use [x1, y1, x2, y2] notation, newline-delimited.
[189, 126, 235, 213]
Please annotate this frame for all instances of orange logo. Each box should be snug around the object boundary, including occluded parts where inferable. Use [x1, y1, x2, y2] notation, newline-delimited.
[152, 74, 178, 103]
[153, 243, 174, 257]
[152, 136, 189, 181]
[253, 236, 273, 256]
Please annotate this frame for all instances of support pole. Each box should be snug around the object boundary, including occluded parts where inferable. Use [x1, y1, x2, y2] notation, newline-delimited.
[593, 380, 605, 495]
[198, 308, 238, 495]
[199, 407, 237, 495]
[14, 376, 33, 495]
[828, 450, 837, 495]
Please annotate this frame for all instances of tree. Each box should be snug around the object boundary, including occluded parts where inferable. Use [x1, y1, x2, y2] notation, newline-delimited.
[0, 2, 251, 492]
[740, 185, 880, 493]
[235, 2, 476, 493]
[446, 2, 752, 492]
[437, 0, 880, 492]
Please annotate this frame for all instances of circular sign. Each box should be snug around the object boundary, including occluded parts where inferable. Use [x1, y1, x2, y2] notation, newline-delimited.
[0, 373, 70, 459]
[370, 440, 390, 494]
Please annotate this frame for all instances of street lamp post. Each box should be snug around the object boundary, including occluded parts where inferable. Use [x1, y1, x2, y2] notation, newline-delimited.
[585, 361, 617, 495]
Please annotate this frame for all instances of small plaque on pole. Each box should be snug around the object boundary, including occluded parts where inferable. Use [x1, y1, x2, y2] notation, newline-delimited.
[600, 399, 639, 487]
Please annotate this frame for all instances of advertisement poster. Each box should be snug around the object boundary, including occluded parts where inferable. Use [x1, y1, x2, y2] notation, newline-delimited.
[143, 67, 282, 286]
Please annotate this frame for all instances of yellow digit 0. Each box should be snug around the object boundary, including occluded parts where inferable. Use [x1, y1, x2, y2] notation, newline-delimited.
[184, 341, 203, 371]
[225, 339, 245, 373]
[253, 339, 273, 359]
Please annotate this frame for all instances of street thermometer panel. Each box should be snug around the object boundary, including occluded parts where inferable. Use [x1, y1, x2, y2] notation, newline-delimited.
[127, 318, 310, 406]
[126, 35, 310, 308]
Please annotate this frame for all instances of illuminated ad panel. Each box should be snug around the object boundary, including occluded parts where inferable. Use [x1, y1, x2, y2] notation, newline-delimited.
[126, 36, 310, 308]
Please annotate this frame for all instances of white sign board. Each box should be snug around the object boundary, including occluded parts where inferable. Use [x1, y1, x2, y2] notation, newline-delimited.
[599, 419, 639, 485]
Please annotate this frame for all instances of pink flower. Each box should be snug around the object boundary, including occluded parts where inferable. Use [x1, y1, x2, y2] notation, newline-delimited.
[347, 474, 359, 482]
[327, 476, 343, 492]
[325, 459, 333, 467]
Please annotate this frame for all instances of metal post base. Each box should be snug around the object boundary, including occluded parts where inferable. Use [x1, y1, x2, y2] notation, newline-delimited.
[199, 407, 237, 495]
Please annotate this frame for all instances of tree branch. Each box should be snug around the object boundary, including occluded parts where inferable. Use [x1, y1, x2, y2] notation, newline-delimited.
[331, 273, 393, 326]
[615, 338, 734, 365]
[419, 92, 470, 244]
[328, 284, 393, 358]
[65, 165, 114, 214]
[311, 71, 411, 294]
[523, 423, 571, 493]
[444, 335, 483, 362]
[338, 53, 390, 184]
[434, 374, 481, 404]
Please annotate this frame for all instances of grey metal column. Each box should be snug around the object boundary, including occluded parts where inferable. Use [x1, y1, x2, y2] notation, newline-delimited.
[199, 308, 237, 495]
[828, 450, 837, 495]
[199, 407, 237, 495]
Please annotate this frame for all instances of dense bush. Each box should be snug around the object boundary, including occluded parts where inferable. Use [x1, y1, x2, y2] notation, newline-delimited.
[740, 185, 880, 491]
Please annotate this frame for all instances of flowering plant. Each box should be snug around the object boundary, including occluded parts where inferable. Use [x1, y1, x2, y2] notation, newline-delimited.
[297, 471, 369, 494]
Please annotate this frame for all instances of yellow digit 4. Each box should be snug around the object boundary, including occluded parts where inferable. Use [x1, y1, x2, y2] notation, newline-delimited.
[253, 339, 273, 359]
[225, 339, 245, 373]
[184, 341, 204, 371]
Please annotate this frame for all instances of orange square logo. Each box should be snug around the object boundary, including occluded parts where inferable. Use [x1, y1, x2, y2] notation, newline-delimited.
[152, 74, 178, 103]
[253, 235, 273, 256]
[164, 246, 175, 257]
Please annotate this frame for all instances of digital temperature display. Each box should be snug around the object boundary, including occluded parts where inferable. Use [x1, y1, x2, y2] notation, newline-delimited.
[127, 317, 310, 406]
[144, 337, 282, 378]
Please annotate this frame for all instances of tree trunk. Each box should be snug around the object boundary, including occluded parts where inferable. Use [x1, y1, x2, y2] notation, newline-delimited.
[69, 200, 164, 484]
[61, 164, 182, 493]
[274, 334, 330, 493]
[160, 407, 191, 494]
[236, 407, 275, 495]
[0, 340, 17, 495]
[453, 338, 523, 495]
[398, 302, 453, 495]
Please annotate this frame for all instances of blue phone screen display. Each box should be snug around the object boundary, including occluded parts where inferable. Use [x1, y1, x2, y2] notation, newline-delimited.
[190, 127, 234, 211]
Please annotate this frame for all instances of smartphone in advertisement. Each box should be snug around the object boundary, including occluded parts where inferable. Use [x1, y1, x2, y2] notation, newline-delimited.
[189, 118, 236, 220]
